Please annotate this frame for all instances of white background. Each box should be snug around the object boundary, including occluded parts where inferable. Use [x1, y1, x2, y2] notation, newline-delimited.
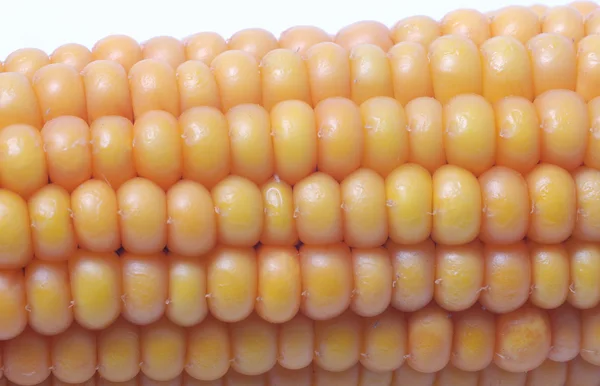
[0, 0, 572, 58]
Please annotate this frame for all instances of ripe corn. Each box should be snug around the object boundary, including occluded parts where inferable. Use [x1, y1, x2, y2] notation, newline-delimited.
[0, 240, 599, 337]
[3, 3, 600, 385]
[1, 304, 600, 383]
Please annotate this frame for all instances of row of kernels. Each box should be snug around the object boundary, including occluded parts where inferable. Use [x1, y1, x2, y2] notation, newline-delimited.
[395, 3, 598, 48]
[120, 34, 600, 111]
[172, 32, 600, 108]
[1, 161, 599, 267]
[1, 2, 598, 75]
[2, 302, 600, 383]
[103, 32, 600, 108]
[9, 29, 600, 128]
[4, 89, 600, 193]
[4, 358, 600, 386]
[2, 240, 600, 337]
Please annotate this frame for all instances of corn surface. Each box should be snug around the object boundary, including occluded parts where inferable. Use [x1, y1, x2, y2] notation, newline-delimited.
[3, 2, 600, 386]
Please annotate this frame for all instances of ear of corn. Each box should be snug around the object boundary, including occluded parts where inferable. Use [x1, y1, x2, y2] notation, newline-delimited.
[3, 2, 600, 386]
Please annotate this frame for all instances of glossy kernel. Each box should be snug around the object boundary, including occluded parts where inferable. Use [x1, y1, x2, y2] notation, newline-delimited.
[480, 36, 534, 103]
[441, 8, 491, 46]
[526, 163, 577, 244]
[82, 60, 134, 122]
[314, 97, 364, 182]
[432, 165, 482, 245]
[128, 59, 180, 119]
[429, 35, 482, 104]
[527, 33, 577, 97]
[535, 89, 588, 171]
[387, 42, 434, 105]
[32, 63, 87, 122]
[443, 94, 496, 176]
[390, 15, 441, 46]
[479, 166, 530, 244]
[278, 26, 331, 56]
[490, 6, 541, 44]
[183, 32, 227, 65]
[260, 49, 311, 111]
[0, 124, 47, 199]
[270, 100, 317, 185]
[132, 110, 182, 190]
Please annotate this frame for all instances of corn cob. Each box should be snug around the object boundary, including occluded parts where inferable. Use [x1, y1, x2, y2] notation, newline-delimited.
[1, 303, 600, 383]
[2, 3, 600, 386]
[0, 240, 597, 336]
